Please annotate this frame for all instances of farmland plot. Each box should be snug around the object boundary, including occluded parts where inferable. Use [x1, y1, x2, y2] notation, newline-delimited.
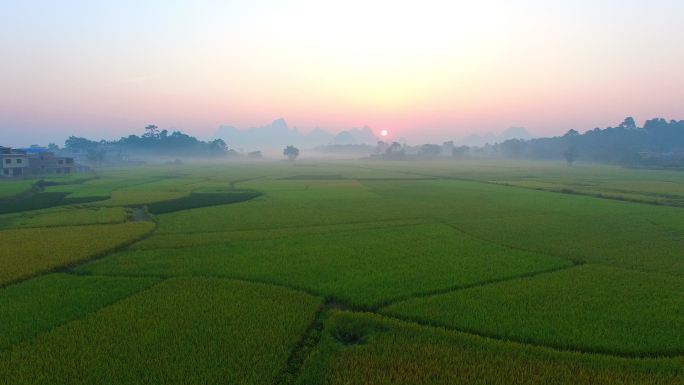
[383, 265, 684, 355]
[455, 208, 684, 275]
[0, 206, 129, 229]
[0, 222, 154, 285]
[296, 311, 684, 385]
[146, 190, 262, 214]
[0, 278, 321, 385]
[0, 273, 159, 350]
[0, 180, 34, 198]
[130, 218, 428, 250]
[0, 192, 72, 214]
[2, 161, 684, 384]
[153, 178, 412, 234]
[78, 223, 571, 308]
[365, 179, 684, 274]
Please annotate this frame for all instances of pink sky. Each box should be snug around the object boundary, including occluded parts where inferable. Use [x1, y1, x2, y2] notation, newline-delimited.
[1, 1, 683, 146]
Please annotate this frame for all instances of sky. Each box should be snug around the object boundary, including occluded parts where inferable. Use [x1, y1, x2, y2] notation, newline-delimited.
[1, 0, 684, 146]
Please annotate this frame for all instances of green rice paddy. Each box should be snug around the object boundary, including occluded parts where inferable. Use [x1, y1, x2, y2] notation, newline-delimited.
[0, 273, 159, 350]
[1, 160, 683, 384]
[383, 264, 684, 356]
[77, 223, 571, 308]
[0, 278, 321, 385]
[297, 311, 684, 385]
[0, 222, 154, 285]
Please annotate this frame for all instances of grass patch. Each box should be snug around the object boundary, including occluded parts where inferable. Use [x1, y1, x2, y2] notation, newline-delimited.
[0, 207, 129, 229]
[103, 191, 189, 206]
[0, 192, 70, 214]
[60, 195, 109, 205]
[78, 223, 571, 308]
[146, 190, 262, 214]
[383, 265, 684, 356]
[0, 273, 159, 350]
[0, 277, 322, 385]
[0, 222, 154, 285]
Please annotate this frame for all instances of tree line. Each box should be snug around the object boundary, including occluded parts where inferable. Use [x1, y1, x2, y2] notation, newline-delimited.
[64, 125, 230, 160]
[493, 117, 684, 167]
[371, 117, 684, 168]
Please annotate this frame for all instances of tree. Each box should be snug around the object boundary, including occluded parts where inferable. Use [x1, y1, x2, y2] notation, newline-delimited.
[62, 129, 234, 157]
[618, 117, 637, 130]
[383, 142, 405, 160]
[499, 139, 525, 158]
[563, 129, 580, 137]
[376, 141, 388, 154]
[419, 144, 442, 157]
[442, 141, 455, 155]
[47, 143, 60, 151]
[452, 145, 470, 158]
[563, 147, 578, 165]
[283, 145, 300, 161]
[209, 139, 228, 153]
[64, 136, 99, 153]
[144, 124, 159, 138]
[86, 148, 106, 164]
[386, 142, 403, 155]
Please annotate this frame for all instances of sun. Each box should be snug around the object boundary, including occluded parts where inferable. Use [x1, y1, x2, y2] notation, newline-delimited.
[380, 129, 389, 137]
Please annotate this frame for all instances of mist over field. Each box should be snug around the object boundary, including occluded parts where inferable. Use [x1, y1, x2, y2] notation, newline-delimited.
[2, 1, 684, 384]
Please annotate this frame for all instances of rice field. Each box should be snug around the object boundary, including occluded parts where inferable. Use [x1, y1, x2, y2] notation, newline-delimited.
[77, 223, 572, 308]
[296, 311, 684, 385]
[146, 190, 262, 214]
[0, 192, 71, 214]
[1, 160, 683, 383]
[0, 277, 322, 385]
[0, 273, 159, 350]
[0, 222, 154, 285]
[0, 206, 129, 229]
[129, 218, 428, 250]
[0, 180, 34, 198]
[383, 265, 684, 356]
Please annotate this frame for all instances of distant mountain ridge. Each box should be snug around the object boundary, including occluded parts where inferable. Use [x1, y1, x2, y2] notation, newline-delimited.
[215, 119, 379, 151]
[460, 127, 534, 146]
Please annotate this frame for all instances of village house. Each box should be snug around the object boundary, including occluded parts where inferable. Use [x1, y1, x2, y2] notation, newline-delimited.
[0, 146, 77, 178]
[26, 149, 75, 175]
[0, 146, 29, 178]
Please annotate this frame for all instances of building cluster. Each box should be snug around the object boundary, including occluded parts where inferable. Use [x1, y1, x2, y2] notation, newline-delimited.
[1, 146, 78, 178]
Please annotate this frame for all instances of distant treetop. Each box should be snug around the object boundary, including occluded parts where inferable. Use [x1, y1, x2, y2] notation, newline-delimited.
[64, 126, 231, 156]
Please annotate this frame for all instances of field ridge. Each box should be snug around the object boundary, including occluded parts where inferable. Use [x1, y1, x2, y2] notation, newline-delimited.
[375, 263, 582, 310]
[273, 302, 330, 385]
[0, 222, 156, 289]
[375, 310, 684, 360]
[68, 269, 682, 360]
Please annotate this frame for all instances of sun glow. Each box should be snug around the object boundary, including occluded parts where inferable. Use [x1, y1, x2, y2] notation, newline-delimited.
[2, 0, 684, 145]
